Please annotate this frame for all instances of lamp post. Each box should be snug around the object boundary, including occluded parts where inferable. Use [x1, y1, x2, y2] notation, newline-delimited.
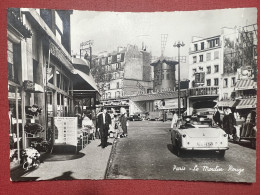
[173, 41, 185, 118]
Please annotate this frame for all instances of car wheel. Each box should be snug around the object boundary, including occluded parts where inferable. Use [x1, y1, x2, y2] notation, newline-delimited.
[218, 150, 225, 158]
[176, 143, 183, 157]
[251, 140, 256, 149]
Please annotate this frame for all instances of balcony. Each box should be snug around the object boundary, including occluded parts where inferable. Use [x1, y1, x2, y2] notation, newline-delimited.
[188, 86, 219, 97]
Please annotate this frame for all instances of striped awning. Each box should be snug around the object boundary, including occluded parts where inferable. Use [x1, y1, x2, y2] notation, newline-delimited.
[235, 79, 257, 91]
[236, 98, 257, 109]
[216, 100, 237, 107]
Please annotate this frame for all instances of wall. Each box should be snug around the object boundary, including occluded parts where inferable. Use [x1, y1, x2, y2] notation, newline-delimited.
[124, 45, 143, 80]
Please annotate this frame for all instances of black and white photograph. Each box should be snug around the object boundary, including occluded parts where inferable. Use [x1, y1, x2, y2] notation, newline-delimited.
[8, 7, 257, 183]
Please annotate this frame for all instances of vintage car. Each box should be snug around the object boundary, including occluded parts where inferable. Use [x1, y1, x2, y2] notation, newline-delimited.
[128, 114, 143, 121]
[170, 116, 229, 157]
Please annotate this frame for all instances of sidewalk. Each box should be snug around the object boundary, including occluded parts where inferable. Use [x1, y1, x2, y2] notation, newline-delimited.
[11, 138, 115, 181]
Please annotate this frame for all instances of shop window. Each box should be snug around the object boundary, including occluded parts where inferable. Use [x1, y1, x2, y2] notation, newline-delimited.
[214, 78, 219, 86]
[117, 82, 120, 89]
[63, 76, 69, 92]
[47, 65, 54, 84]
[8, 40, 19, 83]
[56, 70, 61, 88]
[33, 60, 38, 83]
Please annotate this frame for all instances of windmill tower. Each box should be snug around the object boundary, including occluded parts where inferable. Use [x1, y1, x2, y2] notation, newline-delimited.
[161, 34, 168, 57]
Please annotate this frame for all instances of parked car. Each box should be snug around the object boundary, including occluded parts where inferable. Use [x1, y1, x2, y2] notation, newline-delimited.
[147, 111, 163, 121]
[170, 116, 229, 157]
[128, 114, 142, 121]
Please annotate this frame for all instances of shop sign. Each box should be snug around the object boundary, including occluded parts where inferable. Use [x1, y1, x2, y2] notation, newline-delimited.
[154, 99, 183, 110]
[23, 80, 44, 93]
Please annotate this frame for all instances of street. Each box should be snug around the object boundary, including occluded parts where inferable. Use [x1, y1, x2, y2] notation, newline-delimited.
[106, 121, 256, 182]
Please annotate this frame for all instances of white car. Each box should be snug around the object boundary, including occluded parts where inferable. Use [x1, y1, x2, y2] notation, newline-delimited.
[170, 116, 229, 157]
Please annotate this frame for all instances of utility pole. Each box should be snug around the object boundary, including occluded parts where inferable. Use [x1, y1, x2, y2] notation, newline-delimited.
[173, 41, 185, 118]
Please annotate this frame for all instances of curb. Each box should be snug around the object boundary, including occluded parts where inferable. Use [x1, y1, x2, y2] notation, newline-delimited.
[104, 138, 118, 179]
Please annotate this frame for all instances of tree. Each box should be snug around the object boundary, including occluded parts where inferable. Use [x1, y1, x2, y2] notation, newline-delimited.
[224, 26, 257, 79]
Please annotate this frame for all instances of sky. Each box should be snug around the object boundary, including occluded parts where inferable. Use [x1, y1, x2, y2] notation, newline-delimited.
[70, 8, 257, 79]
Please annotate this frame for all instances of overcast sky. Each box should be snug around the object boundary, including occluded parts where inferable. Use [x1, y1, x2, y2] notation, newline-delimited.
[70, 8, 257, 79]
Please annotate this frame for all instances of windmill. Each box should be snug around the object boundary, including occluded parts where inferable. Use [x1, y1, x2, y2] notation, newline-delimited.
[161, 34, 168, 56]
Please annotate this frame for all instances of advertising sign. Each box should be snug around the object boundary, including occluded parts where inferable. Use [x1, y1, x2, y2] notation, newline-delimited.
[154, 99, 183, 110]
[54, 117, 78, 148]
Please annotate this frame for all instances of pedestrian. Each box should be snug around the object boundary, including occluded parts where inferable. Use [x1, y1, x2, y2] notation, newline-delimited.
[227, 108, 236, 139]
[170, 111, 178, 129]
[119, 107, 128, 137]
[222, 109, 229, 135]
[213, 107, 221, 127]
[97, 108, 111, 148]
[109, 109, 116, 138]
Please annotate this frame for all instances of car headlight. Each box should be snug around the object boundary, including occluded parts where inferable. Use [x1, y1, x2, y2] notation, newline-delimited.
[182, 134, 186, 138]
[223, 134, 227, 137]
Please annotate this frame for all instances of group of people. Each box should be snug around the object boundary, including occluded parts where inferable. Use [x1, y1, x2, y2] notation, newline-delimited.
[213, 107, 237, 139]
[96, 107, 128, 149]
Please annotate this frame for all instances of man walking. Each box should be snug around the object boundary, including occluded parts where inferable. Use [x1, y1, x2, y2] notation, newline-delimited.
[97, 108, 111, 148]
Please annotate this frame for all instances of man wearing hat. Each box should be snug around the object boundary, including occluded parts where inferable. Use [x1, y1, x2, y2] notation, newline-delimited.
[97, 108, 111, 148]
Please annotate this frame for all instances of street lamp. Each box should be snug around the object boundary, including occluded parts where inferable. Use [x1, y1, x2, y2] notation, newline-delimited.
[173, 41, 185, 118]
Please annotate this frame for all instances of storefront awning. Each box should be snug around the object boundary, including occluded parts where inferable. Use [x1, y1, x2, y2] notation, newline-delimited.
[235, 79, 257, 91]
[74, 69, 98, 92]
[236, 98, 257, 109]
[216, 100, 237, 107]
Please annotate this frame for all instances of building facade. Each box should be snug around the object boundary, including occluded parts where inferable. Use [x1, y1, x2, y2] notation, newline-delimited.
[8, 8, 98, 168]
[92, 45, 153, 115]
[187, 25, 257, 115]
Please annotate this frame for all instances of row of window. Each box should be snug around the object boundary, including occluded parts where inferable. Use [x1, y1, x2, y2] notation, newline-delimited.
[192, 50, 219, 63]
[104, 72, 124, 81]
[192, 65, 219, 75]
[206, 77, 236, 87]
[104, 91, 123, 99]
[104, 63, 121, 72]
[95, 53, 124, 66]
[106, 82, 121, 90]
[193, 38, 220, 51]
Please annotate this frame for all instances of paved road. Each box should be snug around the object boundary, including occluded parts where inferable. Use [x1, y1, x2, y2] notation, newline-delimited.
[106, 121, 256, 182]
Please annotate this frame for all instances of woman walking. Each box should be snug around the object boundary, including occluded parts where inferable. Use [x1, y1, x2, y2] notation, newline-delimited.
[119, 107, 128, 137]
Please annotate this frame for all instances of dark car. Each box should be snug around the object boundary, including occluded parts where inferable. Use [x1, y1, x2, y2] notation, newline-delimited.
[128, 114, 142, 121]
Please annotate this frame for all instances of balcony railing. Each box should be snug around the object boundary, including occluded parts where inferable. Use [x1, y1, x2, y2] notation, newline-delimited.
[188, 86, 219, 96]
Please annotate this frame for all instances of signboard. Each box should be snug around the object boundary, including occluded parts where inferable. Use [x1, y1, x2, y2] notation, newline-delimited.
[54, 117, 78, 148]
[154, 99, 183, 110]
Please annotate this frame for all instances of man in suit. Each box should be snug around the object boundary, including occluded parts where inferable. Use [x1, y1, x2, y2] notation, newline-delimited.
[97, 108, 111, 148]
